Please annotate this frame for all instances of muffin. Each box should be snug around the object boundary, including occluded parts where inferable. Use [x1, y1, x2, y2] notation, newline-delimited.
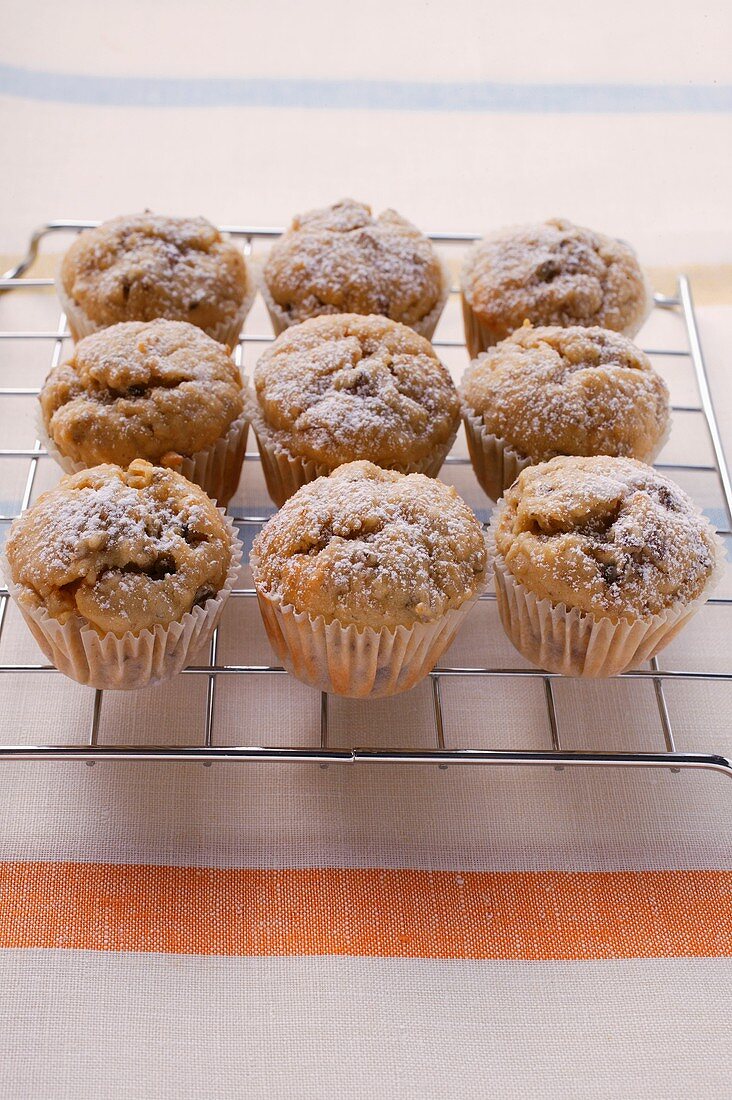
[251, 461, 488, 697]
[39, 319, 248, 504]
[58, 213, 255, 345]
[461, 219, 652, 358]
[2, 460, 241, 689]
[489, 455, 723, 677]
[251, 314, 460, 506]
[461, 325, 670, 500]
[260, 199, 449, 338]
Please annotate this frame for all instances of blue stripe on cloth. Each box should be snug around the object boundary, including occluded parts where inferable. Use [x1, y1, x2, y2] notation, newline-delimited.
[0, 64, 731, 112]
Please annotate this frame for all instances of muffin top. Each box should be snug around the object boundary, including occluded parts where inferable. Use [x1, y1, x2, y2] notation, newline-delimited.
[40, 320, 245, 469]
[253, 314, 459, 469]
[5, 460, 233, 636]
[493, 456, 718, 621]
[60, 214, 250, 337]
[251, 461, 487, 631]
[262, 199, 445, 329]
[461, 325, 669, 463]
[462, 219, 649, 341]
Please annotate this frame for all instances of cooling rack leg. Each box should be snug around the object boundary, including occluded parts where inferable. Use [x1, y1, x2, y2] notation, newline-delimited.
[0, 594, 8, 649]
[202, 627, 219, 767]
[650, 656, 680, 773]
[86, 690, 103, 768]
[319, 693, 329, 770]
[431, 676, 449, 770]
[543, 679, 564, 771]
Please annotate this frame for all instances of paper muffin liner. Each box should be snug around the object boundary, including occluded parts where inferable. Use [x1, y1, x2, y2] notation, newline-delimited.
[251, 556, 488, 699]
[1, 513, 242, 691]
[249, 405, 457, 508]
[56, 280, 101, 342]
[38, 408, 249, 506]
[460, 294, 507, 360]
[56, 263, 257, 349]
[461, 407, 672, 503]
[462, 408, 533, 501]
[487, 500, 726, 678]
[257, 255, 451, 342]
[460, 274, 656, 360]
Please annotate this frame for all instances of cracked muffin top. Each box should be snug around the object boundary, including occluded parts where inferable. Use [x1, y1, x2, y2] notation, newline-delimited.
[252, 314, 459, 470]
[461, 325, 670, 463]
[59, 213, 251, 338]
[40, 320, 245, 469]
[5, 460, 233, 636]
[262, 199, 446, 330]
[493, 456, 718, 621]
[251, 461, 488, 631]
[461, 219, 650, 346]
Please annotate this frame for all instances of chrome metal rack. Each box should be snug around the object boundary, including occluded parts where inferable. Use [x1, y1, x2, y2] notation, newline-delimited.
[0, 221, 730, 779]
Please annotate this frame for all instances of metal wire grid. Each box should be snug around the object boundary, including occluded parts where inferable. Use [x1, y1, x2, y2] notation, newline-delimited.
[0, 221, 730, 780]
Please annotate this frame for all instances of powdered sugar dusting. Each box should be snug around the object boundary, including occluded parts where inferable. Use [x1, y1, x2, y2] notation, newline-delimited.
[254, 314, 459, 468]
[41, 319, 244, 466]
[61, 213, 249, 332]
[263, 199, 444, 328]
[496, 455, 718, 618]
[462, 219, 649, 341]
[462, 324, 669, 462]
[252, 461, 487, 630]
[6, 462, 231, 635]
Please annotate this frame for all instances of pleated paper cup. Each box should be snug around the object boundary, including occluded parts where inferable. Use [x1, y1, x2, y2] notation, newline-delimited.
[56, 267, 257, 349]
[252, 565, 487, 700]
[461, 276, 655, 360]
[39, 409, 249, 507]
[460, 294, 509, 361]
[56, 280, 100, 342]
[487, 502, 726, 678]
[462, 408, 532, 502]
[250, 406, 457, 508]
[258, 256, 451, 342]
[1, 514, 242, 691]
[462, 407, 672, 503]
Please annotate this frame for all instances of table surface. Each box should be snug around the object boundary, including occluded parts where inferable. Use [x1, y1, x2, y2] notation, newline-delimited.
[1, 5, 732, 1098]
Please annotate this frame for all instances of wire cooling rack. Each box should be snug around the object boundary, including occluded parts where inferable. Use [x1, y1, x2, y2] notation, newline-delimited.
[0, 221, 730, 780]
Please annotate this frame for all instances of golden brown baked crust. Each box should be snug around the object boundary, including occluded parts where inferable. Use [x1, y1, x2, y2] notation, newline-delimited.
[461, 325, 669, 462]
[262, 199, 445, 328]
[5, 460, 233, 636]
[251, 461, 487, 630]
[60, 214, 250, 337]
[253, 314, 459, 469]
[494, 456, 717, 620]
[40, 320, 245, 468]
[462, 219, 649, 343]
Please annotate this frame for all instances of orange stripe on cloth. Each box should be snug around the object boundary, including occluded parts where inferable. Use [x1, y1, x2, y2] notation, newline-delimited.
[0, 863, 730, 960]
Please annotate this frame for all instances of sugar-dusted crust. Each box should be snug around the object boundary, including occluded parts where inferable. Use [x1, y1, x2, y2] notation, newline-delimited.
[253, 314, 459, 470]
[40, 320, 245, 469]
[262, 199, 446, 329]
[5, 460, 233, 636]
[251, 461, 487, 631]
[461, 219, 650, 347]
[59, 214, 251, 339]
[494, 455, 718, 621]
[461, 324, 670, 463]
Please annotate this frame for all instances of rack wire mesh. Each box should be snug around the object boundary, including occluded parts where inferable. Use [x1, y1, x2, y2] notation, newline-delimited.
[0, 222, 730, 779]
